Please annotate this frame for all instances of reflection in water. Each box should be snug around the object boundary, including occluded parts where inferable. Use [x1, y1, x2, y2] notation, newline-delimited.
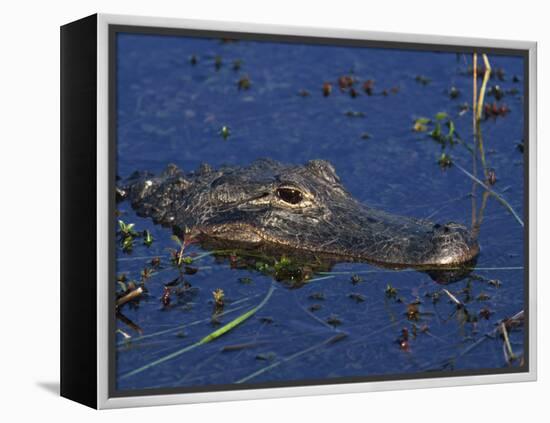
[200, 238, 477, 286]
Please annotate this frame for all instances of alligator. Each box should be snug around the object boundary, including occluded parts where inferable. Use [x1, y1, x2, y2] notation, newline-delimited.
[118, 159, 479, 272]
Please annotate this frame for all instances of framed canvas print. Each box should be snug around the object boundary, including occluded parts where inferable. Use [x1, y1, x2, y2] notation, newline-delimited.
[60, 13, 537, 409]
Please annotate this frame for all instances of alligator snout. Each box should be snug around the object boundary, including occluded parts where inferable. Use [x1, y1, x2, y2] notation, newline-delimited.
[428, 222, 479, 266]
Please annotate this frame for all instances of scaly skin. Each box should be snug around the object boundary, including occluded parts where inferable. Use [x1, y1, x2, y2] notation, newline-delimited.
[119, 159, 479, 268]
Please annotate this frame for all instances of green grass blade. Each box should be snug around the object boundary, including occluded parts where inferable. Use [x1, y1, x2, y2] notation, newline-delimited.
[199, 283, 275, 345]
[120, 283, 276, 380]
[454, 162, 524, 227]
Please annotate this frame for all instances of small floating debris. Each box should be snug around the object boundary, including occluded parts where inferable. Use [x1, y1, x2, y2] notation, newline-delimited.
[415, 75, 431, 85]
[232, 59, 242, 71]
[398, 327, 410, 351]
[219, 125, 231, 140]
[360, 132, 372, 140]
[448, 86, 460, 99]
[338, 75, 355, 90]
[484, 102, 510, 119]
[237, 75, 251, 90]
[116, 286, 143, 308]
[308, 304, 322, 312]
[345, 110, 365, 118]
[487, 168, 497, 186]
[143, 230, 153, 247]
[437, 153, 453, 170]
[363, 79, 375, 95]
[479, 308, 493, 320]
[487, 85, 505, 100]
[326, 314, 342, 327]
[516, 140, 524, 153]
[161, 286, 171, 307]
[406, 303, 420, 321]
[348, 293, 366, 303]
[412, 117, 431, 132]
[351, 274, 363, 284]
[476, 292, 491, 302]
[189, 55, 198, 65]
[297, 89, 310, 97]
[488, 279, 502, 288]
[458, 102, 470, 116]
[385, 283, 398, 299]
[322, 82, 332, 97]
[212, 288, 225, 308]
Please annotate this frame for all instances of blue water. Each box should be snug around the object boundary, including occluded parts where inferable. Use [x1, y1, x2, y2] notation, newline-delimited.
[115, 33, 526, 392]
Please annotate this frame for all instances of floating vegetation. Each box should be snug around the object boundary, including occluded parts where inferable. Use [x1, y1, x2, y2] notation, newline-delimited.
[516, 140, 524, 153]
[237, 75, 251, 90]
[351, 274, 363, 285]
[479, 308, 493, 320]
[326, 314, 342, 326]
[448, 86, 460, 99]
[484, 102, 510, 119]
[338, 75, 355, 90]
[348, 293, 366, 303]
[118, 220, 139, 252]
[415, 75, 431, 85]
[308, 304, 322, 312]
[488, 279, 502, 288]
[212, 288, 225, 308]
[143, 230, 153, 247]
[385, 283, 398, 299]
[412, 112, 459, 149]
[476, 292, 491, 301]
[437, 152, 453, 169]
[406, 303, 420, 321]
[219, 125, 231, 140]
[322, 82, 332, 97]
[412, 117, 430, 133]
[487, 85, 505, 100]
[363, 79, 375, 95]
[398, 327, 410, 351]
[161, 286, 171, 307]
[487, 168, 497, 186]
[360, 132, 372, 140]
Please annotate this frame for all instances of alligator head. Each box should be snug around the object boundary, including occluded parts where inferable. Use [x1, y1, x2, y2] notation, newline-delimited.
[119, 159, 479, 270]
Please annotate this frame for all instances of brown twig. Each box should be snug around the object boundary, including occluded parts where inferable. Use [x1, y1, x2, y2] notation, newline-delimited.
[500, 321, 516, 364]
[116, 286, 143, 308]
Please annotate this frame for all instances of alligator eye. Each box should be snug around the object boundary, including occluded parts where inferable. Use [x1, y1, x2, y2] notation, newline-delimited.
[276, 187, 303, 205]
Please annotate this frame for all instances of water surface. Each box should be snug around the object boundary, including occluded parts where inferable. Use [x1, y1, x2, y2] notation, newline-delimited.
[115, 33, 526, 392]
